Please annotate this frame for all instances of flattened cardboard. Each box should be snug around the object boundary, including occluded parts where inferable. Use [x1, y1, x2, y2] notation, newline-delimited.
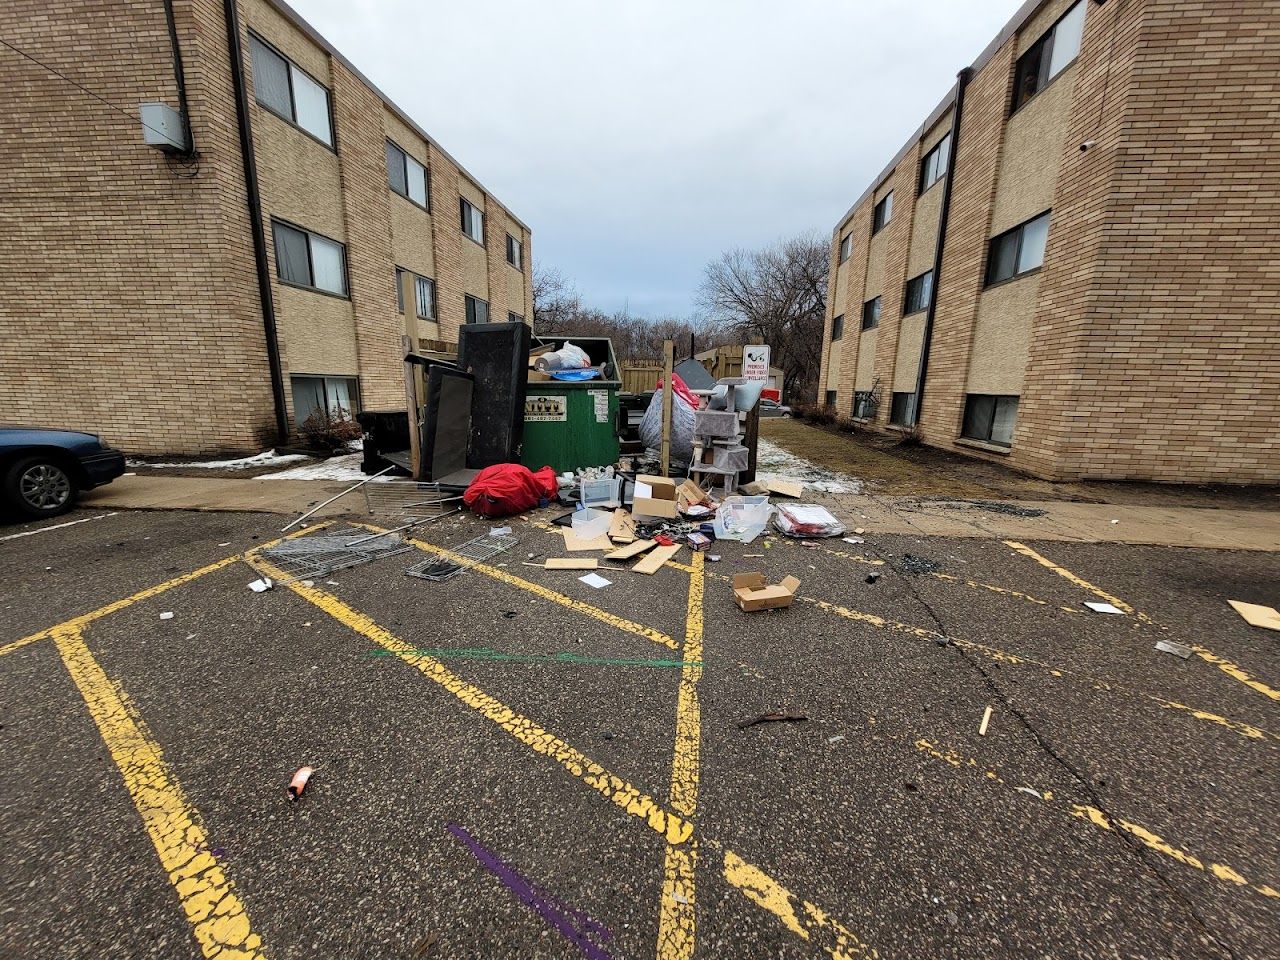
[732, 572, 801, 612]
[677, 479, 709, 512]
[608, 508, 637, 543]
[561, 528, 614, 552]
[765, 479, 805, 499]
[545, 558, 598, 570]
[1228, 599, 1280, 631]
[633, 473, 679, 519]
[633, 543, 680, 574]
[606, 538, 656, 560]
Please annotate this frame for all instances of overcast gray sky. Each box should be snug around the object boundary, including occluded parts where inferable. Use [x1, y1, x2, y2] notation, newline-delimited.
[292, 0, 1019, 318]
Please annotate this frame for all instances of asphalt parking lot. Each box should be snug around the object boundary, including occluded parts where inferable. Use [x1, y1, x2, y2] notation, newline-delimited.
[1, 506, 1277, 959]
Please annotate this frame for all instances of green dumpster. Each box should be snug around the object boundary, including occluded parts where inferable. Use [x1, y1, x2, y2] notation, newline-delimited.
[521, 337, 621, 473]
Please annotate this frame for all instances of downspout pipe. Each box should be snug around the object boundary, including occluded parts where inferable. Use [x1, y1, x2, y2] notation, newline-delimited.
[162, 0, 195, 155]
[911, 66, 971, 427]
[223, 0, 290, 443]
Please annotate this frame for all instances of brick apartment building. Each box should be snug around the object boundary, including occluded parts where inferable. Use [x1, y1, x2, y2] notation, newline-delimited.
[818, 0, 1279, 483]
[0, 0, 532, 455]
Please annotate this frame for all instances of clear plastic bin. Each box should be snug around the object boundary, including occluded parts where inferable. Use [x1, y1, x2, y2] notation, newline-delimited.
[713, 495, 772, 543]
[571, 507, 611, 539]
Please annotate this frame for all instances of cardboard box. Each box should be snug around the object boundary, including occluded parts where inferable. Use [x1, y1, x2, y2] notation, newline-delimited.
[632, 474, 679, 519]
[732, 573, 801, 612]
[676, 479, 709, 513]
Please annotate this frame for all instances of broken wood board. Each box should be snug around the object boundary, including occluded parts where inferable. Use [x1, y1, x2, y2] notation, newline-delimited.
[545, 558, 598, 570]
[561, 529, 614, 552]
[608, 508, 637, 544]
[738, 480, 768, 496]
[765, 479, 805, 498]
[1228, 599, 1280, 631]
[632, 543, 680, 574]
[606, 538, 656, 561]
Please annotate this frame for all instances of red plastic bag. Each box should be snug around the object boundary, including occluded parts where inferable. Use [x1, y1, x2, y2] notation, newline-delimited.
[463, 463, 558, 517]
[654, 373, 700, 410]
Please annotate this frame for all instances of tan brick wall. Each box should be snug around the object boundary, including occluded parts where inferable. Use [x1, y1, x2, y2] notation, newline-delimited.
[428, 152, 466, 340]
[0, 0, 277, 455]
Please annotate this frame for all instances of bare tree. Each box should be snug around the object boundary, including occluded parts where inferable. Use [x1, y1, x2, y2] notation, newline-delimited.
[531, 263, 582, 337]
[698, 232, 828, 401]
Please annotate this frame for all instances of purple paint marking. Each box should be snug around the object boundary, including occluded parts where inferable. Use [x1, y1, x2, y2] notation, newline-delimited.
[446, 823, 613, 959]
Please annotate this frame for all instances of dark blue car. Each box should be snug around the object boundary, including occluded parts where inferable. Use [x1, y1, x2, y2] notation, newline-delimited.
[0, 428, 126, 519]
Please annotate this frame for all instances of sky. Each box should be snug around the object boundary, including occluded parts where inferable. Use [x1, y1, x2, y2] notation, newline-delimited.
[290, 0, 1021, 318]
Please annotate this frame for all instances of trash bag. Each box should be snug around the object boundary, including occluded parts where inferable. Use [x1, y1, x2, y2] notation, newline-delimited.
[773, 503, 846, 538]
[639, 373, 697, 465]
[463, 463, 559, 517]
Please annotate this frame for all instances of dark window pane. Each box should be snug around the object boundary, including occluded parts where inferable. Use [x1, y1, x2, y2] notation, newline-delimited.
[415, 276, 435, 318]
[905, 271, 933, 314]
[465, 295, 489, 324]
[386, 142, 408, 196]
[1012, 37, 1047, 110]
[395, 268, 405, 312]
[273, 223, 310, 285]
[831, 314, 844, 341]
[250, 37, 291, 117]
[824, 390, 837, 407]
[290, 377, 325, 428]
[862, 297, 881, 330]
[890, 392, 916, 425]
[839, 234, 853, 262]
[987, 231, 1019, 285]
[962, 395, 996, 441]
[853, 391, 874, 419]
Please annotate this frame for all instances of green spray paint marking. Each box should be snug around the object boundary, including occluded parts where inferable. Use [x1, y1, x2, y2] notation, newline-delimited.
[367, 647, 702, 670]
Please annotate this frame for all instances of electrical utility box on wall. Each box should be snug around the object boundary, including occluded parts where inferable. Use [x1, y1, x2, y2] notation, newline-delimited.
[139, 102, 187, 153]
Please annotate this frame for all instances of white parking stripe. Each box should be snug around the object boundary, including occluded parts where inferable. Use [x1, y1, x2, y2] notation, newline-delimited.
[0, 512, 117, 542]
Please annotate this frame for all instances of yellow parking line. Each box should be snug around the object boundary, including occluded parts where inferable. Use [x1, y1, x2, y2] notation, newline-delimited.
[657, 552, 704, 960]
[51, 624, 267, 958]
[250, 548, 874, 955]
[1005, 540, 1279, 702]
[352, 523, 677, 651]
[916, 738, 1278, 900]
[0, 525, 330, 660]
[722, 848, 878, 959]
[248, 551, 692, 844]
[928, 572, 1081, 614]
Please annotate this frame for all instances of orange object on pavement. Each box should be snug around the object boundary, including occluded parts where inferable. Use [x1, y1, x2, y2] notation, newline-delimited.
[288, 766, 314, 799]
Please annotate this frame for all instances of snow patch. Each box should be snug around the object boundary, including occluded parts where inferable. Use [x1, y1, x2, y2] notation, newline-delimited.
[755, 439, 862, 494]
[262, 453, 374, 481]
[129, 449, 310, 470]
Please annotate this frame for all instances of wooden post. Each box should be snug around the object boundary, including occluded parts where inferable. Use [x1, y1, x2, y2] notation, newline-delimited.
[402, 335, 422, 480]
[660, 339, 674, 477]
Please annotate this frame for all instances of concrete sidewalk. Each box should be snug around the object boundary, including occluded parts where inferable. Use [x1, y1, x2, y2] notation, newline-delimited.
[80, 473, 1280, 550]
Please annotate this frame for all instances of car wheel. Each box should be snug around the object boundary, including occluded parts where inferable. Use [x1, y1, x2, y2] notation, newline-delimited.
[4, 456, 78, 519]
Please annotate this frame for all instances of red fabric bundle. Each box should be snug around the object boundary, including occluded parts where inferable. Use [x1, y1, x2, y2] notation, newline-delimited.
[463, 463, 558, 517]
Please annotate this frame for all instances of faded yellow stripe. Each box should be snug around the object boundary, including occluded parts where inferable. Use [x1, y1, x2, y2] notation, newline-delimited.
[51, 625, 266, 958]
[1005, 540, 1279, 701]
[929, 572, 1081, 614]
[247, 551, 692, 845]
[353, 523, 677, 651]
[723, 849, 878, 959]
[1, 525, 331, 659]
[1003, 540, 1139, 615]
[915, 738, 1277, 901]
[657, 552, 704, 960]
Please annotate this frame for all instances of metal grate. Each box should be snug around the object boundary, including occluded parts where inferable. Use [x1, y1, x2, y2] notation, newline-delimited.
[261, 530, 411, 583]
[363, 480, 457, 518]
[403, 533, 517, 584]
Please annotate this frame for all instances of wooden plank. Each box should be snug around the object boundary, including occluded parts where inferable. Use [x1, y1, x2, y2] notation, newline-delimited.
[605, 538, 656, 560]
[659, 339, 673, 477]
[402, 334, 422, 480]
[545, 558, 599, 570]
[766, 479, 805, 498]
[608, 508, 636, 543]
[632, 543, 680, 575]
[561, 529, 614, 552]
[1228, 599, 1280, 631]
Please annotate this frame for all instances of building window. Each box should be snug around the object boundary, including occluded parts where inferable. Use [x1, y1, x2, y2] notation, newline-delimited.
[918, 133, 951, 193]
[861, 296, 881, 331]
[272, 220, 346, 296]
[824, 390, 837, 408]
[838, 234, 853, 263]
[852, 391, 875, 419]
[460, 198, 484, 245]
[1012, 1, 1086, 112]
[986, 211, 1051, 286]
[385, 141, 428, 209]
[962, 394, 1019, 447]
[506, 233, 523, 270]
[465, 294, 489, 324]
[890, 392, 917, 425]
[872, 192, 893, 235]
[248, 34, 333, 146]
[508, 311, 525, 323]
[830, 314, 844, 342]
[291, 375, 359, 429]
[903, 271, 934, 315]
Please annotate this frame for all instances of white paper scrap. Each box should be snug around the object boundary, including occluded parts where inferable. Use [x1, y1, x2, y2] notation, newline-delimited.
[633, 481, 653, 499]
[579, 573, 612, 589]
[159, 612, 174, 620]
[249, 578, 274, 593]
[490, 526, 512, 536]
[1084, 601, 1124, 615]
